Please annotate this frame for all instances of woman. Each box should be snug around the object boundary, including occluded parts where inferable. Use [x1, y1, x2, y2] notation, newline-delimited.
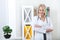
[33, 4, 53, 40]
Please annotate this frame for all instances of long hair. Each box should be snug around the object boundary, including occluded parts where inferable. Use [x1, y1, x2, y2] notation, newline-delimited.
[38, 4, 46, 16]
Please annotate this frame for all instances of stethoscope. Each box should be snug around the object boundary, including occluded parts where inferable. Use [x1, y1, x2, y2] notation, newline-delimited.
[37, 16, 48, 23]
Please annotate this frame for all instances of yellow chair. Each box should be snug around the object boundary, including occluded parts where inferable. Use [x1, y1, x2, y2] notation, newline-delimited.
[24, 24, 32, 40]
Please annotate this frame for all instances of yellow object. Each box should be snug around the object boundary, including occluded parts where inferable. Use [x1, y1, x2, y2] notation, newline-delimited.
[26, 39, 30, 40]
[24, 24, 32, 40]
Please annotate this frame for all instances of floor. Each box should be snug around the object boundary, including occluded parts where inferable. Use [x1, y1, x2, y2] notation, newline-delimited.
[0, 39, 60, 40]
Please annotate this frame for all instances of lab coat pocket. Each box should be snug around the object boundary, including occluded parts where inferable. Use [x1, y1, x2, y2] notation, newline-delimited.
[35, 32, 43, 40]
[46, 33, 52, 40]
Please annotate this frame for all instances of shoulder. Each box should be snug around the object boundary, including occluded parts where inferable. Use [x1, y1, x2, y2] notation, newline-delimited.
[46, 16, 50, 20]
[33, 16, 38, 19]
[46, 17, 52, 22]
[33, 16, 38, 21]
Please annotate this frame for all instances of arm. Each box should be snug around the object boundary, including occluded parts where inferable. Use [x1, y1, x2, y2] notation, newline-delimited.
[46, 28, 53, 32]
[46, 17, 53, 33]
[34, 24, 42, 28]
[32, 16, 46, 33]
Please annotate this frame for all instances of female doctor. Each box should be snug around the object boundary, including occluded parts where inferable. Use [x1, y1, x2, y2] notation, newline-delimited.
[33, 4, 53, 40]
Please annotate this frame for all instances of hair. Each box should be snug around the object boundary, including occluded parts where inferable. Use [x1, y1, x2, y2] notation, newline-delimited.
[38, 4, 46, 9]
[38, 4, 46, 15]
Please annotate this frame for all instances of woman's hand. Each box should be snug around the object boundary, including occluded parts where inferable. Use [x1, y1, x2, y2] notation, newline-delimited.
[34, 24, 42, 28]
[46, 28, 53, 33]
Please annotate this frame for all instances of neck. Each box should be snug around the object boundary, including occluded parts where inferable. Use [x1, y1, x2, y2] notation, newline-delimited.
[40, 15, 46, 22]
[41, 15, 45, 18]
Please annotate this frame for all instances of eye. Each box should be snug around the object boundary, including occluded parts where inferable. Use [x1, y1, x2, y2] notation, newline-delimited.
[39, 9, 42, 11]
[42, 9, 44, 11]
[40, 10, 42, 11]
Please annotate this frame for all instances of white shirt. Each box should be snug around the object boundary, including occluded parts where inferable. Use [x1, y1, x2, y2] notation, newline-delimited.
[32, 16, 53, 40]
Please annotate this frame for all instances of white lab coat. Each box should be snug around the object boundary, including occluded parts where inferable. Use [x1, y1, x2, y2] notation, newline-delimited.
[32, 16, 53, 40]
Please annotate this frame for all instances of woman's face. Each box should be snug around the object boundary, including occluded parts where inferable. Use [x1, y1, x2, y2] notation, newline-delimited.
[38, 6, 46, 17]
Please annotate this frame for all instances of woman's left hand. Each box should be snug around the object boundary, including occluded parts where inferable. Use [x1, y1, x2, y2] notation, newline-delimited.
[46, 28, 53, 32]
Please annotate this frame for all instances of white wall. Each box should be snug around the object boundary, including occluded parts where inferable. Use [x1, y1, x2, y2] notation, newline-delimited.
[0, 0, 8, 39]
[8, 0, 17, 39]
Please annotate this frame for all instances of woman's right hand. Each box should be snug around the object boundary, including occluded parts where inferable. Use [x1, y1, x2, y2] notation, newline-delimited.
[34, 24, 42, 28]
